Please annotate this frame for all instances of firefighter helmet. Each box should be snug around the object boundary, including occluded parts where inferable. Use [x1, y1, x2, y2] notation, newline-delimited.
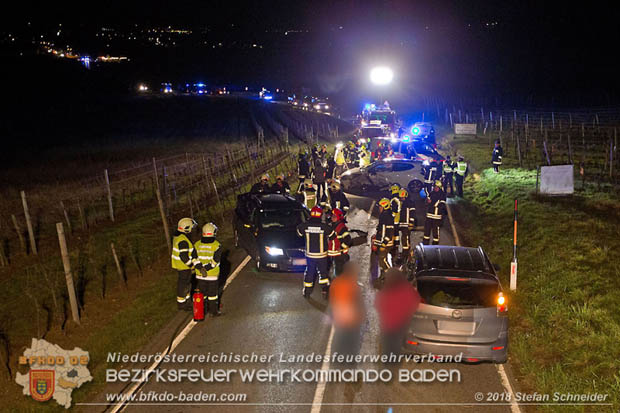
[332, 208, 345, 221]
[261, 174, 270, 181]
[399, 188, 409, 198]
[435, 180, 443, 188]
[276, 174, 284, 181]
[378, 198, 391, 210]
[202, 222, 218, 237]
[331, 181, 341, 191]
[390, 183, 401, 194]
[310, 206, 323, 218]
[177, 218, 197, 234]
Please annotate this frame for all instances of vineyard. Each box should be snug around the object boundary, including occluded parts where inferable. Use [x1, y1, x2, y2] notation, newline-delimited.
[0, 96, 354, 384]
[422, 103, 620, 188]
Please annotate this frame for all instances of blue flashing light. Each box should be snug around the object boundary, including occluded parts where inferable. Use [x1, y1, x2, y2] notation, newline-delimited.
[364, 103, 372, 111]
[263, 95, 273, 100]
[412, 127, 421, 135]
[402, 134, 411, 142]
[195, 83, 205, 87]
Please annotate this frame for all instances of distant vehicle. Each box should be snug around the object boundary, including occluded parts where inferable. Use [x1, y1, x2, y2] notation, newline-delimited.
[214, 87, 230, 95]
[339, 159, 426, 198]
[137, 83, 149, 93]
[411, 122, 436, 145]
[361, 126, 389, 140]
[405, 244, 508, 363]
[185, 83, 209, 94]
[233, 193, 309, 272]
[313, 99, 331, 114]
[161, 83, 173, 94]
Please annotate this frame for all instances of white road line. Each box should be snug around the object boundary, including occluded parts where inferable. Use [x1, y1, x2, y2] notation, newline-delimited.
[110, 254, 252, 413]
[310, 326, 335, 413]
[310, 201, 375, 413]
[445, 203, 522, 413]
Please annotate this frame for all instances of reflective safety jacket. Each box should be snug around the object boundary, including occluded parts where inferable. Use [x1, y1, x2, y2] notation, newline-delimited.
[398, 197, 417, 228]
[359, 148, 371, 167]
[492, 146, 504, 165]
[443, 161, 455, 176]
[390, 196, 401, 223]
[194, 238, 221, 280]
[298, 155, 310, 177]
[303, 185, 317, 208]
[335, 149, 346, 166]
[426, 190, 447, 220]
[171, 233, 196, 270]
[296, 218, 336, 259]
[456, 161, 468, 177]
[374, 210, 395, 248]
[328, 221, 352, 256]
[329, 190, 350, 213]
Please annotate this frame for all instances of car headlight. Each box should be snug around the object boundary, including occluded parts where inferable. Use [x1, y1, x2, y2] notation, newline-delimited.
[265, 246, 284, 256]
[423, 160, 430, 166]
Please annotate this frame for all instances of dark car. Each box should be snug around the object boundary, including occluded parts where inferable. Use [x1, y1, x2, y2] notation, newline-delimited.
[339, 159, 426, 199]
[369, 137, 444, 164]
[405, 244, 508, 363]
[233, 193, 309, 272]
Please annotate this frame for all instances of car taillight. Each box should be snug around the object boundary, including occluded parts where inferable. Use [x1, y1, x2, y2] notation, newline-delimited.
[407, 340, 418, 346]
[497, 292, 507, 314]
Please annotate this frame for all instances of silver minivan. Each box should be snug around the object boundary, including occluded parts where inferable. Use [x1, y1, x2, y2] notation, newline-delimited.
[405, 244, 508, 363]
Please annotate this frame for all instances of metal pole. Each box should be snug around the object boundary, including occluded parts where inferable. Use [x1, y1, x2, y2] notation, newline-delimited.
[510, 199, 518, 291]
[156, 188, 172, 254]
[104, 169, 115, 222]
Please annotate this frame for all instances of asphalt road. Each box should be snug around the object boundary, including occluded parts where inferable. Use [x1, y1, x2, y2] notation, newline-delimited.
[103, 194, 517, 413]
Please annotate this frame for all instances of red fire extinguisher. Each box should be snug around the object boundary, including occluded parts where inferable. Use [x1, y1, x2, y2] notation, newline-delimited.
[193, 292, 205, 322]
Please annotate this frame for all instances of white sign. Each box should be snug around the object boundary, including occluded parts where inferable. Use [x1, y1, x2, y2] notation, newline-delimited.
[454, 124, 477, 135]
[540, 165, 574, 195]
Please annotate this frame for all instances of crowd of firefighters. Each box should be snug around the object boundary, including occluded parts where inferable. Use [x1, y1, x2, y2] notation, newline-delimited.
[168, 134, 503, 314]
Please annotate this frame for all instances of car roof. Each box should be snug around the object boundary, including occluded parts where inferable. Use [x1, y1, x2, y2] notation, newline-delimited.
[414, 244, 496, 275]
[375, 158, 423, 165]
[250, 193, 303, 210]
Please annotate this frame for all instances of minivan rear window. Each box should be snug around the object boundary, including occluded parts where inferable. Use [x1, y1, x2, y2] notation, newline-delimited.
[416, 277, 498, 309]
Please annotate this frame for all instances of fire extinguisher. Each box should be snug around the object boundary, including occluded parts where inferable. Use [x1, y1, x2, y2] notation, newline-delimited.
[193, 292, 205, 322]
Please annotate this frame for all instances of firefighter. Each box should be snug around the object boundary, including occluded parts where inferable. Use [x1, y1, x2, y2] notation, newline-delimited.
[423, 161, 439, 196]
[397, 188, 416, 258]
[297, 206, 336, 298]
[313, 157, 328, 206]
[334, 144, 347, 178]
[328, 181, 350, 215]
[250, 174, 271, 193]
[328, 208, 352, 276]
[359, 145, 371, 168]
[345, 141, 357, 168]
[455, 155, 469, 197]
[371, 198, 395, 288]
[492, 140, 503, 173]
[302, 179, 317, 208]
[194, 223, 222, 316]
[271, 174, 290, 194]
[423, 181, 447, 245]
[171, 218, 198, 310]
[443, 155, 455, 197]
[326, 153, 336, 181]
[297, 149, 311, 192]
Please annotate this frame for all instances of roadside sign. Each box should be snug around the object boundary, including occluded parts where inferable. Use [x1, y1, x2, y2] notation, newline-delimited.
[454, 123, 477, 135]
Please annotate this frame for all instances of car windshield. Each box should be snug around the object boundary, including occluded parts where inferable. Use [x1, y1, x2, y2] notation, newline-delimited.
[370, 112, 394, 124]
[259, 209, 308, 230]
[417, 277, 498, 309]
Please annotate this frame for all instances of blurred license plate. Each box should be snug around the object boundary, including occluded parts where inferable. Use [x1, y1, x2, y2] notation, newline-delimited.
[292, 258, 307, 266]
[436, 320, 475, 335]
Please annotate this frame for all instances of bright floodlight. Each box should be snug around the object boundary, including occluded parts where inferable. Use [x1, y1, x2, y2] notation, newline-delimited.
[370, 66, 393, 85]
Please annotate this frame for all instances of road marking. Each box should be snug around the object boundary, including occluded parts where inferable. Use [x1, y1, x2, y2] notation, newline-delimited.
[110, 254, 252, 413]
[310, 326, 335, 413]
[445, 203, 522, 413]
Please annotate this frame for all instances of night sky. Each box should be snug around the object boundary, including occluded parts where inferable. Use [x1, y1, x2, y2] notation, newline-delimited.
[3, 1, 620, 108]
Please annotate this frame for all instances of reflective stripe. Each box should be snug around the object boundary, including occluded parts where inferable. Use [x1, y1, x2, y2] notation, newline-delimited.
[304, 282, 314, 287]
[318, 278, 330, 284]
[427, 213, 443, 219]
[207, 295, 218, 300]
[306, 252, 328, 258]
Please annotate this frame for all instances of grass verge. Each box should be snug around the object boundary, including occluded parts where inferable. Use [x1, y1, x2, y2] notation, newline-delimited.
[441, 131, 620, 411]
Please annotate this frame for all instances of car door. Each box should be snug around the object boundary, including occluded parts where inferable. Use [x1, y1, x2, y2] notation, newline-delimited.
[235, 201, 255, 252]
[390, 161, 416, 188]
